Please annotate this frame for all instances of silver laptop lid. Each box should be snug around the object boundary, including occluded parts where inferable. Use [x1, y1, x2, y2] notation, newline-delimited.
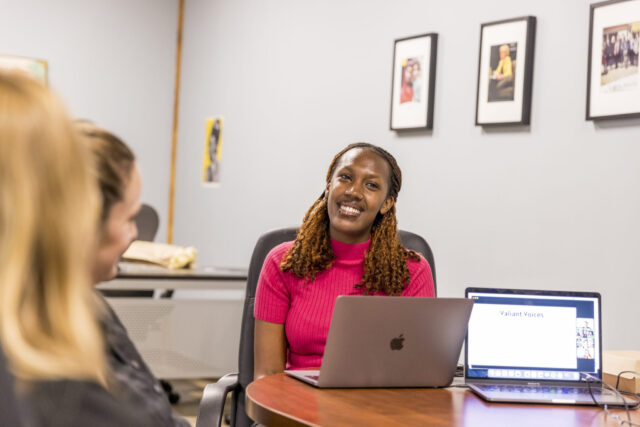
[318, 296, 474, 388]
[464, 288, 602, 384]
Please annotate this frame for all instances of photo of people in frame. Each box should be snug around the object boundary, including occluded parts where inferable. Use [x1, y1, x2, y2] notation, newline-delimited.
[399, 56, 424, 104]
[0, 55, 47, 85]
[576, 318, 595, 360]
[600, 22, 640, 93]
[202, 117, 223, 185]
[487, 42, 517, 102]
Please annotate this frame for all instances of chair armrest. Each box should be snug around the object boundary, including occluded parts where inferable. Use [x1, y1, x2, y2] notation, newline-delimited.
[195, 373, 239, 427]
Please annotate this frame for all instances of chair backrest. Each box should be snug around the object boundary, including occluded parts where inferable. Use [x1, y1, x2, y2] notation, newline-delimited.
[397, 229, 437, 295]
[231, 227, 436, 427]
[232, 227, 298, 427]
[0, 346, 24, 426]
[134, 204, 159, 242]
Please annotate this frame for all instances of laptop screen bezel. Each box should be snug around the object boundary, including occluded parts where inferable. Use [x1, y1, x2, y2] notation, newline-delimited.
[464, 287, 603, 383]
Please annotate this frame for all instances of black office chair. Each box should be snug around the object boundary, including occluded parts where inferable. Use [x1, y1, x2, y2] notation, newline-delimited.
[134, 203, 159, 242]
[0, 346, 24, 426]
[195, 227, 436, 427]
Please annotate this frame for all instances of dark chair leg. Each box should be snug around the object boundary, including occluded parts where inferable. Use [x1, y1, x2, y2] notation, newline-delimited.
[160, 379, 180, 404]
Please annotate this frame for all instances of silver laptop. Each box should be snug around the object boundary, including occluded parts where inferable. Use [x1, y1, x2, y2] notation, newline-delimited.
[285, 295, 473, 388]
[465, 287, 638, 407]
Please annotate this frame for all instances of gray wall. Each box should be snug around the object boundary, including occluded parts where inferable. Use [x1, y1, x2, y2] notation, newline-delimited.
[175, 0, 640, 351]
[3, 0, 636, 350]
[0, 0, 178, 240]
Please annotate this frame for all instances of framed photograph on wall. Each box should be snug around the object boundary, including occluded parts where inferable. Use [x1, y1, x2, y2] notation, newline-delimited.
[390, 33, 438, 131]
[0, 55, 47, 85]
[475, 16, 536, 126]
[586, 0, 640, 120]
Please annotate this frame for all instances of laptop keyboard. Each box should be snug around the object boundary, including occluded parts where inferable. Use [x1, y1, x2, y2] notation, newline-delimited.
[473, 384, 634, 404]
[477, 384, 604, 396]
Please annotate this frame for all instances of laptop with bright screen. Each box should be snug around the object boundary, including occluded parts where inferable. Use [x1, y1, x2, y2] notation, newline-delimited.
[464, 288, 637, 406]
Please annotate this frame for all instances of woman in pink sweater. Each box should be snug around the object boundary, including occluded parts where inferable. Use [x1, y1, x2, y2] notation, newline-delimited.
[254, 143, 435, 378]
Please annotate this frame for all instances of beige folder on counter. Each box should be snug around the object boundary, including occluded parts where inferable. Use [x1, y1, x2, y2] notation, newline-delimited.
[122, 241, 197, 269]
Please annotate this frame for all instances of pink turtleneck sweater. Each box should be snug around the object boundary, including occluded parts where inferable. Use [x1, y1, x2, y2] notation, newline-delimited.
[254, 239, 435, 370]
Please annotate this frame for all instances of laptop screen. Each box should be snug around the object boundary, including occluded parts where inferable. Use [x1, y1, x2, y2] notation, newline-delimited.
[465, 288, 601, 382]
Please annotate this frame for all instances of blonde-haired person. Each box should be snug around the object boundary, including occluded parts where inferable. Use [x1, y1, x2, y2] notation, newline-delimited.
[492, 44, 513, 80]
[0, 72, 146, 425]
[76, 122, 190, 427]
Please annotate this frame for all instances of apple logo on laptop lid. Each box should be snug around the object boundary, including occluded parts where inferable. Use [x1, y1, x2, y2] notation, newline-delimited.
[390, 334, 405, 350]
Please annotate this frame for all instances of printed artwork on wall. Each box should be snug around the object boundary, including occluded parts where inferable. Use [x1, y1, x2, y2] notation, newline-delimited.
[390, 33, 438, 131]
[0, 55, 47, 85]
[475, 16, 536, 126]
[586, 0, 640, 120]
[202, 117, 223, 186]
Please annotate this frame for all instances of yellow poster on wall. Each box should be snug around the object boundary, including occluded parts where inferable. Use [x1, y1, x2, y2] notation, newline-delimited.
[202, 117, 223, 186]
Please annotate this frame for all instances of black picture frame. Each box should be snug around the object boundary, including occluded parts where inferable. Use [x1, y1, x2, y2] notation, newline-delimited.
[389, 33, 438, 131]
[475, 16, 536, 126]
[586, 0, 640, 121]
[0, 54, 48, 86]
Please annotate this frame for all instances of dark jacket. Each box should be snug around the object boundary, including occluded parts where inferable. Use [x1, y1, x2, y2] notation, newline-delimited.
[1, 346, 23, 426]
[5, 335, 149, 427]
[19, 379, 151, 427]
[4, 298, 190, 427]
[101, 297, 191, 427]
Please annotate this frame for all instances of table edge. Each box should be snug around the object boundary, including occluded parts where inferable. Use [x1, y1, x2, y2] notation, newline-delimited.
[246, 374, 320, 427]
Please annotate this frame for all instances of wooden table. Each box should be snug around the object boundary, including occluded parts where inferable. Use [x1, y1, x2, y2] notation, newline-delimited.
[246, 373, 640, 426]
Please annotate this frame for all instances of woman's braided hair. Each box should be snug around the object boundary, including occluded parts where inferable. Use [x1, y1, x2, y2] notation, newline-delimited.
[280, 142, 419, 295]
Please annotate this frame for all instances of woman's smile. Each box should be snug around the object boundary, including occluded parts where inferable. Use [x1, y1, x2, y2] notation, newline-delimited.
[337, 202, 363, 217]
